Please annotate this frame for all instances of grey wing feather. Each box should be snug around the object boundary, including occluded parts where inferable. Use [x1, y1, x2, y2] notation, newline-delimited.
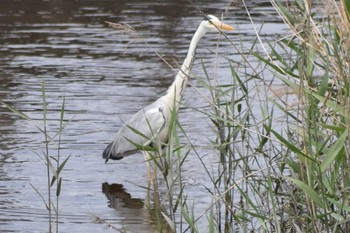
[103, 104, 166, 161]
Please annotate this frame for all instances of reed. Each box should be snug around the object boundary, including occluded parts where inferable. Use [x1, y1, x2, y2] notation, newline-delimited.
[147, 0, 350, 232]
[185, 0, 350, 232]
[1, 82, 71, 233]
[259, 0, 350, 231]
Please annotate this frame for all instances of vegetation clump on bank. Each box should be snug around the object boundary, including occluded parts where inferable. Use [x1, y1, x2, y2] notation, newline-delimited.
[153, 0, 350, 232]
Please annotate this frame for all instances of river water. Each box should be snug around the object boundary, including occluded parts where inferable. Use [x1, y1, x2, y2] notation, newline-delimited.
[0, 0, 284, 232]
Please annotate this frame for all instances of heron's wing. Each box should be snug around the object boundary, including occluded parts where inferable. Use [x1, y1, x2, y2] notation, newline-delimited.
[105, 106, 166, 159]
[123, 106, 166, 144]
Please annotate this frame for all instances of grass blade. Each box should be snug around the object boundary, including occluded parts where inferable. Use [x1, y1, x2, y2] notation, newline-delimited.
[321, 130, 347, 173]
[285, 177, 325, 208]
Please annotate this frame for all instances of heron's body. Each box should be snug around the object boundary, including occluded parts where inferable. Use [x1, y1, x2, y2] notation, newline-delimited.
[103, 15, 233, 162]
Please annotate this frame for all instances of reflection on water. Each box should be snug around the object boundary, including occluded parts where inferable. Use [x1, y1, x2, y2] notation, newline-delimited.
[0, 0, 284, 232]
[101, 182, 155, 233]
[102, 182, 144, 209]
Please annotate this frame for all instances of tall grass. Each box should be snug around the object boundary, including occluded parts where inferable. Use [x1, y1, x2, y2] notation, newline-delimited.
[142, 0, 350, 232]
[1, 82, 70, 233]
[261, 0, 350, 231]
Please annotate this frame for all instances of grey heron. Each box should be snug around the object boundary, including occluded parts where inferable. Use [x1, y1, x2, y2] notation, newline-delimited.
[103, 15, 234, 162]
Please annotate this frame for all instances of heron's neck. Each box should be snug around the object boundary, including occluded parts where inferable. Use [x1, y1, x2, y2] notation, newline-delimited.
[165, 25, 206, 110]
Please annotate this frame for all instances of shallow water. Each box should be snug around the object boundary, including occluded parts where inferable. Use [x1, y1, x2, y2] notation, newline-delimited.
[0, 0, 284, 232]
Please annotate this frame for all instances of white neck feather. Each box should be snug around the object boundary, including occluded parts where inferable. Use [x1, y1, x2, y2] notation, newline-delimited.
[165, 22, 207, 110]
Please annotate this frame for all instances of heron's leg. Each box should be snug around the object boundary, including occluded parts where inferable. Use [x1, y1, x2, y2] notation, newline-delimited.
[143, 151, 152, 185]
[152, 151, 160, 210]
[143, 151, 152, 208]
[144, 151, 161, 210]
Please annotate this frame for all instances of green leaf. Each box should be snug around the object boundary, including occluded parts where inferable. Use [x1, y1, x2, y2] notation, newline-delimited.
[271, 130, 307, 157]
[321, 130, 347, 172]
[342, 0, 350, 21]
[60, 97, 65, 127]
[320, 123, 344, 132]
[173, 185, 185, 213]
[161, 211, 175, 232]
[306, 47, 315, 78]
[251, 51, 296, 78]
[42, 81, 47, 126]
[57, 155, 71, 176]
[230, 62, 247, 94]
[275, 74, 347, 120]
[330, 212, 345, 221]
[126, 125, 149, 140]
[275, 0, 296, 25]
[285, 177, 325, 208]
[50, 175, 57, 187]
[317, 75, 329, 97]
[208, 206, 215, 233]
[0, 101, 30, 120]
[310, 92, 346, 118]
[56, 177, 62, 197]
[46, 156, 57, 178]
[125, 137, 157, 152]
[327, 197, 350, 212]
[30, 183, 49, 210]
[180, 202, 196, 230]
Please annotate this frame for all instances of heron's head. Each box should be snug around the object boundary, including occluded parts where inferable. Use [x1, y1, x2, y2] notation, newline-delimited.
[201, 15, 234, 32]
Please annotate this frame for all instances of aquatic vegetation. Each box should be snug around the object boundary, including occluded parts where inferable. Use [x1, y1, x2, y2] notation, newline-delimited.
[1, 83, 71, 233]
[146, 0, 350, 232]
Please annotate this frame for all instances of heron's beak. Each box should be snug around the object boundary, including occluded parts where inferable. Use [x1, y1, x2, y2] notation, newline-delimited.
[215, 22, 234, 31]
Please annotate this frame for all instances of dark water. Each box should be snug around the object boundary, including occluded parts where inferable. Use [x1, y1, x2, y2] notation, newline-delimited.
[0, 0, 284, 232]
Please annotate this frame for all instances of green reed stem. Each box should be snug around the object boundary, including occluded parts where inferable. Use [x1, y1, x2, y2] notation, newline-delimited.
[41, 81, 52, 232]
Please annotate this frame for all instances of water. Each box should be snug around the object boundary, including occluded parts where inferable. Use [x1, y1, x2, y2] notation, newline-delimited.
[0, 0, 284, 232]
